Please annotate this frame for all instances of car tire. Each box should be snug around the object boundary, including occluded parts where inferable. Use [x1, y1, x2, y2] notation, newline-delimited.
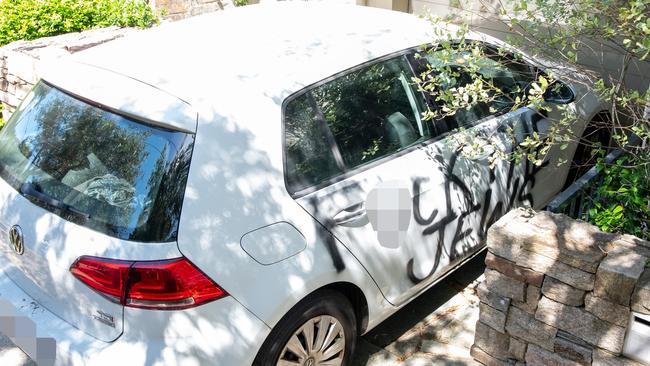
[563, 114, 611, 188]
[252, 289, 357, 366]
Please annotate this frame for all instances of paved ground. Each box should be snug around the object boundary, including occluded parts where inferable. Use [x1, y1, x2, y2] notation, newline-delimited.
[0, 253, 485, 366]
[353, 252, 486, 366]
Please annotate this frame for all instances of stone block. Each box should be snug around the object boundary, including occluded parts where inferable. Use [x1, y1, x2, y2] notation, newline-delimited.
[541, 276, 586, 306]
[617, 234, 650, 249]
[473, 320, 510, 360]
[505, 306, 557, 351]
[631, 268, 650, 315]
[516, 249, 595, 291]
[593, 349, 647, 366]
[485, 268, 526, 302]
[554, 330, 593, 365]
[485, 252, 544, 287]
[585, 293, 630, 327]
[508, 337, 527, 361]
[535, 296, 626, 354]
[0, 92, 21, 109]
[477, 282, 511, 312]
[3, 51, 38, 84]
[525, 343, 584, 366]
[479, 302, 507, 333]
[521, 213, 606, 273]
[512, 285, 541, 314]
[594, 247, 647, 306]
[486, 208, 529, 262]
[608, 236, 650, 258]
[470, 344, 507, 366]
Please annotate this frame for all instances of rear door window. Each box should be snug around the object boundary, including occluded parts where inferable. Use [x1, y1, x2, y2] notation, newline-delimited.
[0, 82, 194, 242]
[408, 45, 536, 131]
[284, 55, 432, 194]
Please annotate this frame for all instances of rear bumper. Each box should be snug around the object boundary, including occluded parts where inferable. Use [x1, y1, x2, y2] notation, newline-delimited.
[0, 266, 270, 365]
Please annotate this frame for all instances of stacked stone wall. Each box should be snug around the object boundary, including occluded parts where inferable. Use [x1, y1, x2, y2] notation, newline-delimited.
[472, 208, 650, 365]
[0, 27, 136, 122]
[153, 0, 234, 20]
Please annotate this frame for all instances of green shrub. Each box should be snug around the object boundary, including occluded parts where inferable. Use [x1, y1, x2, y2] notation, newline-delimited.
[0, 0, 159, 46]
[233, 0, 249, 6]
[589, 154, 650, 240]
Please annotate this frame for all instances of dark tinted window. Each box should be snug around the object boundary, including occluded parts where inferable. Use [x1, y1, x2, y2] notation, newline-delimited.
[0, 82, 194, 242]
[410, 46, 535, 130]
[284, 56, 431, 193]
[316, 57, 431, 168]
[284, 94, 344, 194]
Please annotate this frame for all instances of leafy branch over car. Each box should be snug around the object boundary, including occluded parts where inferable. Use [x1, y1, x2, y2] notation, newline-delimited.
[417, 0, 649, 239]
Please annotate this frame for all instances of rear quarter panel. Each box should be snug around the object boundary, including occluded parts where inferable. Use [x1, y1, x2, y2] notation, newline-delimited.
[176, 101, 394, 333]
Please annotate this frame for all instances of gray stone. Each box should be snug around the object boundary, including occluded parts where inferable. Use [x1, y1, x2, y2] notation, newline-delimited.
[473, 321, 510, 360]
[554, 331, 593, 365]
[470, 344, 507, 366]
[535, 296, 626, 354]
[541, 276, 586, 306]
[516, 250, 596, 291]
[525, 344, 584, 366]
[585, 293, 630, 327]
[592, 349, 647, 366]
[512, 285, 541, 314]
[477, 282, 511, 313]
[479, 302, 507, 333]
[594, 247, 647, 306]
[631, 268, 650, 315]
[508, 337, 527, 361]
[505, 306, 557, 351]
[485, 252, 545, 287]
[607, 237, 650, 259]
[522, 213, 607, 273]
[484, 269, 526, 302]
[486, 209, 530, 262]
[617, 234, 650, 249]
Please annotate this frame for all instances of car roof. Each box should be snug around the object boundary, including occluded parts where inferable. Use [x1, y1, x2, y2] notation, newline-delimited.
[65, 3, 436, 117]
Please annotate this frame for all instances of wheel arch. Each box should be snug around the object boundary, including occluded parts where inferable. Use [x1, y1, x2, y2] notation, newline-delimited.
[318, 281, 370, 335]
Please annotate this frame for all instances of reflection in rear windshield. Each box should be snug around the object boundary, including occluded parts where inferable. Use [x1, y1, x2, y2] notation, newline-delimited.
[0, 82, 194, 242]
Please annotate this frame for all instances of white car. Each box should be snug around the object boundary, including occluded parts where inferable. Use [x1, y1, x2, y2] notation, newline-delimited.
[0, 3, 605, 366]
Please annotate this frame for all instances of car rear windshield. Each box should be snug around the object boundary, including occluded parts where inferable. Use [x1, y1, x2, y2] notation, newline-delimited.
[0, 82, 194, 242]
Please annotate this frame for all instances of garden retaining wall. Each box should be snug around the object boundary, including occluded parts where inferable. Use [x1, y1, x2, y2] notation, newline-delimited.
[151, 0, 235, 20]
[472, 208, 650, 365]
[0, 27, 137, 122]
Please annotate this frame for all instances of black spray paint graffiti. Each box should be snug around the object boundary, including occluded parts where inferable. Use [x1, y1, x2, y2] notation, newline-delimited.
[309, 110, 551, 283]
[408, 150, 481, 283]
[407, 112, 549, 284]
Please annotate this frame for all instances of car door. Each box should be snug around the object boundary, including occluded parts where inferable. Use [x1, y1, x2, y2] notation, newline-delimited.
[409, 43, 566, 220]
[475, 45, 570, 209]
[284, 54, 489, 306]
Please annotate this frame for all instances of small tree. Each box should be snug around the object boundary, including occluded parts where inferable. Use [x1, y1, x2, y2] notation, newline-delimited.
[415, 0, 649, 238]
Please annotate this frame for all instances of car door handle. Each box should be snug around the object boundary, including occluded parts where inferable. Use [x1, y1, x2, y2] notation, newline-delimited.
[333, 203, 367, 227]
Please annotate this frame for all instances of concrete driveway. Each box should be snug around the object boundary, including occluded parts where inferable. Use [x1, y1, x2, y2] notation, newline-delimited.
[1, 253, 485, 366]
[353, 252, 486, 366]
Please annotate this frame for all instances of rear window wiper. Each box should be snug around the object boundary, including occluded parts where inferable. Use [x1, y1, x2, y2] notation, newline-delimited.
[19, 182, 91, 220]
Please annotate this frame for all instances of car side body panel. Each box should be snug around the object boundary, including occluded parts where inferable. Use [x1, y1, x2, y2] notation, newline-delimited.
[176, 104, 396, 334]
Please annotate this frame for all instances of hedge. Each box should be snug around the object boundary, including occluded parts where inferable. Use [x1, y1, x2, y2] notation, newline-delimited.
[0, 0, 159, 46]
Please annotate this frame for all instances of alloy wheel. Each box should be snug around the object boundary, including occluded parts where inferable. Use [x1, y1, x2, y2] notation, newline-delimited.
[277, 315, 346, 366]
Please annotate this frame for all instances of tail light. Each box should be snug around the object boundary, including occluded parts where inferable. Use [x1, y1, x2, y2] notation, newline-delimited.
[70, 256, 227, 310]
